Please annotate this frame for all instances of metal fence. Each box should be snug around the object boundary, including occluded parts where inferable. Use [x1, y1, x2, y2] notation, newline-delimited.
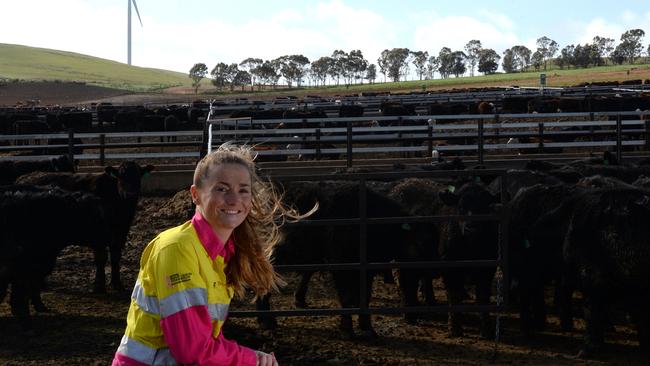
[228, 168, 510, 323]
[2, 111, 649, 167]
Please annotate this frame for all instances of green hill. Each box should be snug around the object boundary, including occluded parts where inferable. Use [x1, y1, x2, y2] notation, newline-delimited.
[0, 43, 191, 92]
[2, 43, 650, 98]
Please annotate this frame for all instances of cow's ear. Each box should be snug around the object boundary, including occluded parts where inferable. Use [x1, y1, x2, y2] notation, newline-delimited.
[142, 165, 155, 177]
[105, 166, 118, 178]
[439, 190, 459, 206]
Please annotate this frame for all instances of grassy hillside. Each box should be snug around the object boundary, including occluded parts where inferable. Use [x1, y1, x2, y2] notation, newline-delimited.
[192, 62, 650, 99]
[0, 43, 191, 92]
[2, 42, 650, 97]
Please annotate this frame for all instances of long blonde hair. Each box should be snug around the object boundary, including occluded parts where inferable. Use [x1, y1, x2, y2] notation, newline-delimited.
[193, 143, 305, 299]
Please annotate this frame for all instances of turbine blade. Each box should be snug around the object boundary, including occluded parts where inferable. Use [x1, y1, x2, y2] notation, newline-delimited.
[132, 0, 143, 27]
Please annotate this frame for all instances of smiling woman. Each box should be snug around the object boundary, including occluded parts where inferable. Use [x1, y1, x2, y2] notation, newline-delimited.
[111, 143, 304, 366]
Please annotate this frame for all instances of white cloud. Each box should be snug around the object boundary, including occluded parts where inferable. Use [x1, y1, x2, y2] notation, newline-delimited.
[575, 18, 624, 45]
[413, 15, 519, 55]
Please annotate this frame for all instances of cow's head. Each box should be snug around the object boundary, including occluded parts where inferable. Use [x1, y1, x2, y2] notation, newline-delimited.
[105, 161, 154, 200]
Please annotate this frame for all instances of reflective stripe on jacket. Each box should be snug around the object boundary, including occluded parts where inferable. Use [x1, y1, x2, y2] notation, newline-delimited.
[113, 213, 256, 366]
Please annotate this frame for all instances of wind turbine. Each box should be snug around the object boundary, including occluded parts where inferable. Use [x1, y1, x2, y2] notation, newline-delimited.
[127, 0, 143, 65]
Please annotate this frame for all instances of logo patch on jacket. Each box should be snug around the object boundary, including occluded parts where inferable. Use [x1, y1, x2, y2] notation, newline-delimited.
[166, 272, 192, 287]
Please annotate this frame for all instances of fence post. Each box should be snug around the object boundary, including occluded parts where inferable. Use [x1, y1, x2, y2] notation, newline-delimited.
[538, 122, 544, 153]
[200, 120, 209, 159]
[315, 128, 321, 160]
[589, 112, 595, 142]
[427, 119, 434, 159]
[645, 118, 650, 150]
[358, 179, 368, 319]
[99, 133, 105, 166]
[478, 118, 484, 165]
[346, 120, 353, 168]
[67, 129, 74, 163]
[616, 114, 622, 162]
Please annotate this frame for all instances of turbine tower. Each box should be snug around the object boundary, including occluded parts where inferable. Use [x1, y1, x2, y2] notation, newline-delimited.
[127, 0, 143, 65]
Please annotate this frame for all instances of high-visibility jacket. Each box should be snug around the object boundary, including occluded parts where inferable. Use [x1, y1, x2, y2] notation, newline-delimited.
[112, 212, 257, 366]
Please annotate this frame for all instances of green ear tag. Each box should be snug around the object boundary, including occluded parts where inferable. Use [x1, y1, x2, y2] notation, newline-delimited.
[401, 223, 411, 231]
[475, 176, 482, 183]
[447, 185, 456, 193]
[604, 159, 609, 165]
[524, 239, 531, 249]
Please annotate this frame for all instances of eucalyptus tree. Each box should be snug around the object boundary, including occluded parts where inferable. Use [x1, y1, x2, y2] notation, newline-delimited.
[592, 36, 615, 65]
[477, 49, 500, 75]
[257, 60, 280, 89]
[377, 49, 389, 82]
[188, 63, 207, 94]
[450, 51, 467, 77]
[346, 50, 368, 85]
[232, 70, 251, 91]
[384, 48, 411, 82]
[536, 36, 558, 70]
[410, 51, 429, 80]
[531, 51, 544, 71]
[502, 48, 516, 73]
[210, 62, 238, 90]
[556, 44, 575, 69]
[330, 49, 347, 85]
[503, 45, 531, 72]
[425, 55, 439, 79]
[276, 54, 310, 87]
[438, 47, 454, 78]
[464, 40, 482, 76]
[310, 56, 332, 86]
[366, 64, 377, 84]
[239, 57, 263, 89]
[610, 45, 627, 65]
[619, 28, 645, 63]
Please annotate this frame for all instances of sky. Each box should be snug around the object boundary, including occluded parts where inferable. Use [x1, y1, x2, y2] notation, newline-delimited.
[2, 0, 650, 76]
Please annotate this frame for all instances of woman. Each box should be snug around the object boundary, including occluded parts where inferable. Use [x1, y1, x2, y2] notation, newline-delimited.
[113, 144, 299, 366]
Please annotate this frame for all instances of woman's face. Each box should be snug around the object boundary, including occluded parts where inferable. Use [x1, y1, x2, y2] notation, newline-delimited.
[191, 163, 252, 243]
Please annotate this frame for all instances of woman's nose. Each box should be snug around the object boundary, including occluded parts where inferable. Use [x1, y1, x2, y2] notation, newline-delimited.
[224, 191, 239, 203]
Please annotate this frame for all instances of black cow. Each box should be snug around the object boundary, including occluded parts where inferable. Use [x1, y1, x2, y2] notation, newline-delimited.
[16, 161, 154, 293]
[438, 181, 500, 338]
[257, 181, 435, 337]
[388, 178, 444, 323]
[0, 186, 109, 331]
[507, 183, 581, 335]
[0, 155, 76, 185]
[561, 188, 650, 357]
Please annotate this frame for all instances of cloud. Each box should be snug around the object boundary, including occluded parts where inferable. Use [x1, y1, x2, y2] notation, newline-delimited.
[413, 15, 519, 55]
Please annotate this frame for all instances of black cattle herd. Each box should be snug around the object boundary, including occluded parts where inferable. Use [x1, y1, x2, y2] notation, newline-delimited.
[1, 153, 650, 357]
[2, 87, 650, 359]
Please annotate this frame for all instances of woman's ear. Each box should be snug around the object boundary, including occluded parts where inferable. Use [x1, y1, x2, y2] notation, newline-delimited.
[190, 185, 199, 205]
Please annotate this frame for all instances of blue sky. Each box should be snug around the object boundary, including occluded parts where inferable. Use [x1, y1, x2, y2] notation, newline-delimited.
[2, 0, 650, 75]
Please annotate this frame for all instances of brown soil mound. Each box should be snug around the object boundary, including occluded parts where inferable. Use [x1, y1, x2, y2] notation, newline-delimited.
[153, 189, 193, 220]
[0, 81, 129, 106]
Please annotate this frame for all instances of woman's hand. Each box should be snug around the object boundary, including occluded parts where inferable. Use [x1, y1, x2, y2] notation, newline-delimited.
[255, 350, 278, 366]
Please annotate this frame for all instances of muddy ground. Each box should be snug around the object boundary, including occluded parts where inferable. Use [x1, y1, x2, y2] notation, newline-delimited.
[0, 191, 647, 366]
[0, 82, 648, 365]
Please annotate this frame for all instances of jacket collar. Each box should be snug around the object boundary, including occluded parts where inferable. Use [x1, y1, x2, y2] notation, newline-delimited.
[191, 211, 234, 261]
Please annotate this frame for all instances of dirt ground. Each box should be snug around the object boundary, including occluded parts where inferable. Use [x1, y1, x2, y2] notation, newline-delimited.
[0, 192, 647, 366]
[0, 82, 648, 365]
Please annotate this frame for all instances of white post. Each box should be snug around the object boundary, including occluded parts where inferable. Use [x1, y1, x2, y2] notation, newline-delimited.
[127, 0, 132, 65]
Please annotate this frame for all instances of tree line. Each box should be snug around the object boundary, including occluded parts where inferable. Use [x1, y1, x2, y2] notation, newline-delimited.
[188, 28, 649, 93]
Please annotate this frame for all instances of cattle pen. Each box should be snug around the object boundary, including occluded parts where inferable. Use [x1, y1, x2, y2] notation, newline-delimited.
[2, 109, 650, 189]
[2, 94, 650, 365]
